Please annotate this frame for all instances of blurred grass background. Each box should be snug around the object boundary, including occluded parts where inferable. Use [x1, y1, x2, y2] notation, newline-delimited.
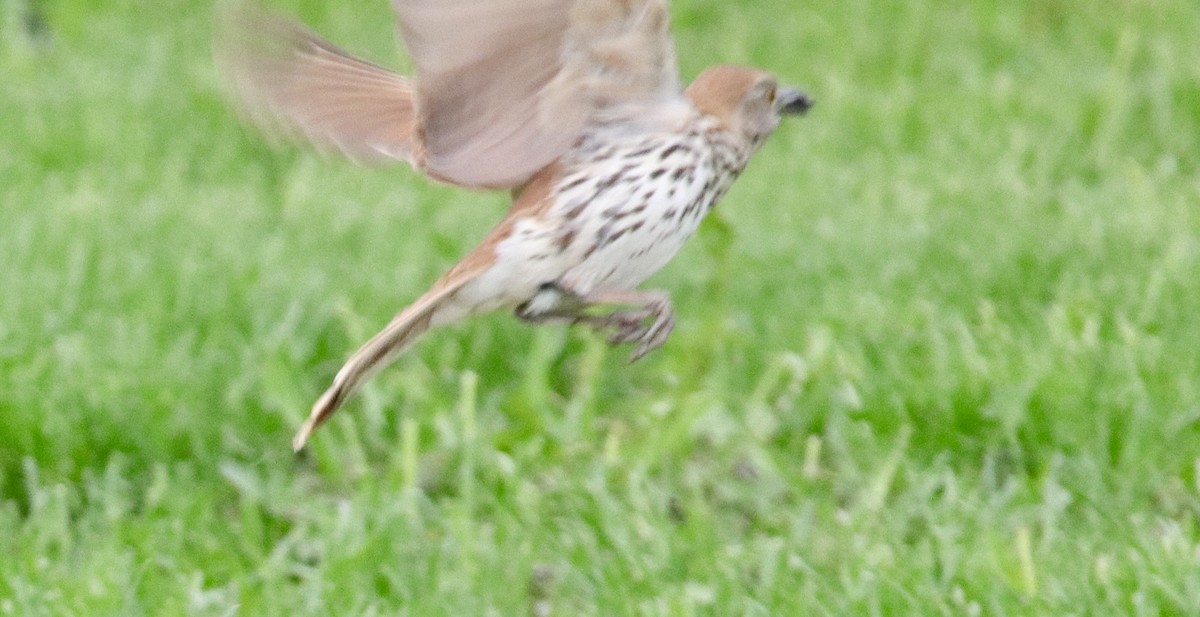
[2, 0, 1200, 613]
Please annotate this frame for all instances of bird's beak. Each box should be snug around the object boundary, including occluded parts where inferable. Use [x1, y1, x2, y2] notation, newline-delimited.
[777, 87, 814, 115]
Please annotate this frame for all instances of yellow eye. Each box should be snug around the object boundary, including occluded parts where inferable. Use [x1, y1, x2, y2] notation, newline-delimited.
[766, 85, 777, 104]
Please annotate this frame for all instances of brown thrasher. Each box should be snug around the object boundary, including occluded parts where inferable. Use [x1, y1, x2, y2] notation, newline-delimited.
[215, 0, 813, 450]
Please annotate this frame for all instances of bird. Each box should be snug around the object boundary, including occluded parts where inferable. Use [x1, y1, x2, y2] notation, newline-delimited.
[215, 0, 813, 451]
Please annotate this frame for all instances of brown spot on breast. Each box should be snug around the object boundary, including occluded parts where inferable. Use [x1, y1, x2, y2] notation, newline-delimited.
[660, 144, 685, 159]
[559, 175, 588, 191]
[564, 199, 588, 220]
[556, 228, 577, 251]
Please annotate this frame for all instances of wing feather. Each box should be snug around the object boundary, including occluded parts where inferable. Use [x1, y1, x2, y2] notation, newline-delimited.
[216, 5, 418, 164]
[393, 0, 681, 188]
[217, 1, 682, 188]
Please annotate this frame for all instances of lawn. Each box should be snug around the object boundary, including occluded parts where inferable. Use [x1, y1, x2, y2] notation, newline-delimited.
[3, 0, 1200, 614]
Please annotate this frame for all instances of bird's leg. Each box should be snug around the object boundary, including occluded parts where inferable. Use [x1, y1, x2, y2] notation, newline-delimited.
[514, 282, 590, 326]
[578, 289, 675, 363]
[514, 284, 675, 362]
[514, 284, 642, 331]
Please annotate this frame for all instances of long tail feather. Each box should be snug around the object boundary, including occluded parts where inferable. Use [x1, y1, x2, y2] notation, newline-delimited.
[291, 155, 557, 451]
[293, 275, 475, 451]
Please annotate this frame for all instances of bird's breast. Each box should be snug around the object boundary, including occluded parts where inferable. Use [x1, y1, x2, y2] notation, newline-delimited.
[544, 125, 746, 293]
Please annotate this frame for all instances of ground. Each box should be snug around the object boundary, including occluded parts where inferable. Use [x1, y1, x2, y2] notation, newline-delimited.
[2, 0, 1199, 614]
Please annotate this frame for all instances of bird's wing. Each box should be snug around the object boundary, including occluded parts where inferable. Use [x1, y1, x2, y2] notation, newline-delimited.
[215, 6, 418, 165]
[394, 0, 681, 188]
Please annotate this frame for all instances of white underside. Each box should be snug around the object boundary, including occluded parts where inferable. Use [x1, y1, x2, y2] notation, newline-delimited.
[448, 113, 743, 318]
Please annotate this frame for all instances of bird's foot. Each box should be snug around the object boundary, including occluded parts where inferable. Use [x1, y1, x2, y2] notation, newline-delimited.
[581, 291, 674, 363]
[626, 294, 674, 363]
[593, 308, 652, 344]
[520, 285, 676, 362]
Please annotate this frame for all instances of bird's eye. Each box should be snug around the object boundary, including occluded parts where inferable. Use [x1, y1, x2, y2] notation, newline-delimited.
[766, 85, 777, 104]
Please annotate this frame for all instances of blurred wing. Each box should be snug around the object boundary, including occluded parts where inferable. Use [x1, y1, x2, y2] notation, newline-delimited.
[393, 0, 681, 188]
[215, 6, 418, 165]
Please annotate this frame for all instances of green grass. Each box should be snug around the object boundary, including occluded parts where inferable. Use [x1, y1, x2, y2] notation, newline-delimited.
[3, 0, 1200, 613]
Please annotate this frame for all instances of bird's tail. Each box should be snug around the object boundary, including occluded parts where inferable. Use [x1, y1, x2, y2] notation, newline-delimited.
[292, 273, 478, 452]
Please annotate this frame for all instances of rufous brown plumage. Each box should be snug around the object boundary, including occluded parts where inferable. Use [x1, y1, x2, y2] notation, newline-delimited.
[214, 0, 813, 450]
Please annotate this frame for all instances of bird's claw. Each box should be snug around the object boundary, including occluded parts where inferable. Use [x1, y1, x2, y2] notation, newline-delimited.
[584, 297, 673, 362]
[594, 309, 651, 344]
[627, 305, 674, 363]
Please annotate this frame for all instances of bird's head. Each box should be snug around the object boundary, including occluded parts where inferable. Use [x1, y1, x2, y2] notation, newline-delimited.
[685, 65, 812, 146]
